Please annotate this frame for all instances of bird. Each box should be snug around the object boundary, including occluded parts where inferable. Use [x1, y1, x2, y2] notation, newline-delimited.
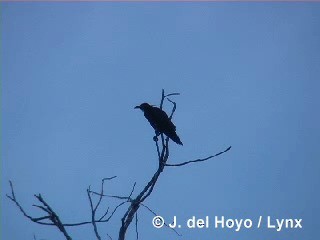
[135, 103, 183, 145]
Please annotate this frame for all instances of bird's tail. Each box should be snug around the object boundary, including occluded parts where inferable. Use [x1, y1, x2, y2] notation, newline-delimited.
[168, 133, 183, 145]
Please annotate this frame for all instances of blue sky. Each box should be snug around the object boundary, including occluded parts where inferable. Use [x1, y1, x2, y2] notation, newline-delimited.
[2, 2, 320, 240]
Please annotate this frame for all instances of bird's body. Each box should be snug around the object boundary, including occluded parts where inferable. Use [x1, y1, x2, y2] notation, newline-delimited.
[135, 103, 183, 145]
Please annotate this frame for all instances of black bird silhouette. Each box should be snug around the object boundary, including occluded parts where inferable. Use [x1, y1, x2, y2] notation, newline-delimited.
[135, 103, 183, 145]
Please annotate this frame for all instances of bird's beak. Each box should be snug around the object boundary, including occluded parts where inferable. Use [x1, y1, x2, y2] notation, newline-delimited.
[134, 105, 140, 109]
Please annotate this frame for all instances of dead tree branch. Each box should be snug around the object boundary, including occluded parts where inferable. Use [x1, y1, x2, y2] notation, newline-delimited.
[7, 89, 231, 240]
[6, 177, 126, 240]
[118, 90, 174, 240]
[165, 146, 232, 167]
[6, 181, 72, 240]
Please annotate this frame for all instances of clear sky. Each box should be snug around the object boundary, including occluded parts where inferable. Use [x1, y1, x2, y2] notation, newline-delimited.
[2, 2, 320, 240]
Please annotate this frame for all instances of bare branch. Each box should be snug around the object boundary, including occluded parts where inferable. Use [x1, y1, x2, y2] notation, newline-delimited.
[6, 181, 40, 224]
[128, 182, 137, 200]
[103, 176, 117, 181]
[85, 189, 179, 236]
[87, 186, 101, 240]
[89, 188, 176, 237]
[105, 201, 127, 222]
[98, 207, 109, 221]
[8, 89, 231, 240]
[7, 181, 73, 240]
[155, 137, 161, 160]
[166, 146, 232, 167]
[135, 212, 139, 240]
[119, 90, 177, 240]
[7, 180, 125, 229]
[141, 203, 182, 236]
[107, 233, 113, 240]
[86, 176, 119, 239]
[167, 98, 177, 120]
[165, 93, 180, 97]
[34, 194, 72, 240]
[159, 89, 165, 110]
[160, 89, 180, 110]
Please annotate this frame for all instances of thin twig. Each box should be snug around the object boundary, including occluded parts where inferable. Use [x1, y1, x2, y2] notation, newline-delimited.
[167, 98, 177, 120]
[107, 233, 112, 240]
[35, 194, 72, 240]
[159, 89, 165, 110]
[128, 182, 137, 200]
[166, 146, 232, 167]
[140, 204, 181, 236]
[165, 93, 180, 97]
[98, 207, 109, 221]
[155, 139, 161, 160]
[87, 186, 101, 240]
[135, 212, 139, 240]
[7, 180, 124, 229]
[85, 190, 180, 236]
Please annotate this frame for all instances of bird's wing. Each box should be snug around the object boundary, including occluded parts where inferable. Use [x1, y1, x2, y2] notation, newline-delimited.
[143, 108, 160, 130]
[152, 107, 176, 131]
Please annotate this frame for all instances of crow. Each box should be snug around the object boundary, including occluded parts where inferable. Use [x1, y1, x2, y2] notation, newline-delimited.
[135, 103, 183, 145]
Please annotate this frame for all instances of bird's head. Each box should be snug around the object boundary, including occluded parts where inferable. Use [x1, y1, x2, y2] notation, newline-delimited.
[134, 102, 152, 111]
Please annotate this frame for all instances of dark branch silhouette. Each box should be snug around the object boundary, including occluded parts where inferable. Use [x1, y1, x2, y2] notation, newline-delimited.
[166, 146, 232, 167]
[87, 177, 117, 240]
[7, 89, 231, 240]
[7, 181, 72, 240]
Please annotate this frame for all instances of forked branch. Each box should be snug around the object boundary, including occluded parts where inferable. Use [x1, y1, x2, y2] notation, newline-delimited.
[7, 89, 231, 240]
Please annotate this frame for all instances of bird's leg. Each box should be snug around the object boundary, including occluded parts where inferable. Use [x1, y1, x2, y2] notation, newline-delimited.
[153, 130, 161, 142]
